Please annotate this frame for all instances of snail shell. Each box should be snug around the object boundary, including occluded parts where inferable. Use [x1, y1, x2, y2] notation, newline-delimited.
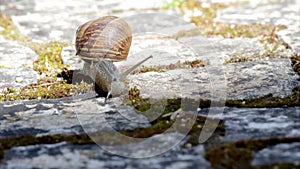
[75, 16, 132, 62]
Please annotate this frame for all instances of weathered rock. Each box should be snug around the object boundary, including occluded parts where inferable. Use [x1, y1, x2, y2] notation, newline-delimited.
[0, 0, 193, 42]
[0, 135, 210, 169]
[127, 58, 299, 100]
[62, 34, 200, 71]
[215, 0, 300, 54]
[0, 36, 38, 68]
[199, 107, 300, 142]
[0, 67, 39, 89]
[0, 95, 151, 138]
[1, 0, 300, 168]
[251, 142, 300, 167]
[179, 36, 264, 65]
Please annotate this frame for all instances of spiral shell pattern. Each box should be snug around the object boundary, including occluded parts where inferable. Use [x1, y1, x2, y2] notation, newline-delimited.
[75, 16, 132, 62]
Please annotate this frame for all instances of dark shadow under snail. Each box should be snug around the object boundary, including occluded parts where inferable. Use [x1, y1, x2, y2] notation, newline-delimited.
[75, 16, 152, 101]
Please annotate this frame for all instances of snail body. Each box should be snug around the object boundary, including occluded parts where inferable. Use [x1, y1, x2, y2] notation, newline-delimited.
[76, 16, 152, 99]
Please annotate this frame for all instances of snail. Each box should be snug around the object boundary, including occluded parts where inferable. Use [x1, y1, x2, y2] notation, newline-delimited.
[75, 16, 152, 100]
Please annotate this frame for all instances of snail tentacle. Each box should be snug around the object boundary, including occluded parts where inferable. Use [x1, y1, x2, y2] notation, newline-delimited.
[120, 55, 153, 80]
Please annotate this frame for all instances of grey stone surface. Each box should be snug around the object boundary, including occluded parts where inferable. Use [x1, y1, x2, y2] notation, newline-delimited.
[198, 107, 300, 142]
[0, 0, 300, 168]
[215, 0, 300, 53]
[0, 134, 210, 169]
[0, 96, 151, 138]
[62, 34, 200, 71]
[0, 67, 39, 89]
[0, 0, 192, 42]
[251, 142, 300, 166]
[127, 58, 299, 100]
[0, 36, 38, 68]
[179, 35, 264, 65]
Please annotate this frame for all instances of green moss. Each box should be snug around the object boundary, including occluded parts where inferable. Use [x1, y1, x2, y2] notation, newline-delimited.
[225, 86, 300, 108]
[30, 41, 68, 75]
[0, 13, 94, 101]
[205, 137, 300, 169]
[125, 87, 224, 144]
[0, 80, 92, 101]
[224, 27, 292, 64]
[0, 134, 94, 162]
[127, 84, 300, 111]
[127, 86, 151, 111]
[291, 54, 300, 77]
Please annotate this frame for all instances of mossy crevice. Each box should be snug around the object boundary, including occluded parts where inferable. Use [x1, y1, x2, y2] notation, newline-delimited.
[205, 137, 300, 169]
[132, 59, 207, 74]
[0, 134, 94, 162]
[126, 86, 225, 145]
[0, 80, 92, 101]
[224, 27, 293, 64]
[128, 84, 300, 110]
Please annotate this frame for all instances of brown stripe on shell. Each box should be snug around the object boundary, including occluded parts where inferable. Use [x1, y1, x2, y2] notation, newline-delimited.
[75, 16, 132, 62]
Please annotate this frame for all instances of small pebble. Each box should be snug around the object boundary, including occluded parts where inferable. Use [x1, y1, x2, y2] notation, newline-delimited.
[15, 77, 24, 83]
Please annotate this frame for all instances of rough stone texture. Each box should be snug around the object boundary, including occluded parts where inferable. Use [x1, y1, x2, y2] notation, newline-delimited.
[0, 67, 39, 89]
[127, 58, 299, 100]
[215, 0, 300, 54]
[179, 36, 264, 65]
[0, 136, 210, 169]
[198, 107, 300, 142]
[62, 34, 200, 71]
[0, 36, 38, 68]
[0, 96, 151, 138]
[0, 0, 299, 168]
[0, 0, 192, 42]
[251, 142, 300, 166]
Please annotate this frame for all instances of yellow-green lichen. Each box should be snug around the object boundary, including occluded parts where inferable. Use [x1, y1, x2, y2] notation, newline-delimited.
[30, 41, 68, 75]
[0, 13, 30, 42]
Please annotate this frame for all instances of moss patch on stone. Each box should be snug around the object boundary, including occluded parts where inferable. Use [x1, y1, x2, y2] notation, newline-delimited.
[126, 86, 225, 145]
[226, 86, 300, 108]
[132, 59, 207, 74]
[224, 28, 293, 64]
[0, 13, 94, 101]
[205, 137, 300, 169]
[0, 134, 94, 161]
[291, 54, 300, 78]
[30, 41, 68, 75]
[0, 13, 30, 42]
[167, 1, 286, 39]
[0, 80, 92, 101]
[128, 83, 299, 111]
